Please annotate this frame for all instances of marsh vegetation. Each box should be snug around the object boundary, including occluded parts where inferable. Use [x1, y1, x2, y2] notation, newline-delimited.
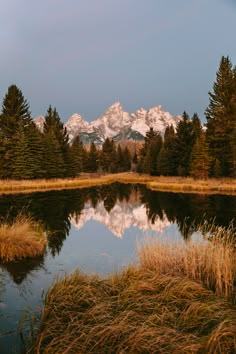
[0, 215, 46, 262]
[30, 232, 236, 354]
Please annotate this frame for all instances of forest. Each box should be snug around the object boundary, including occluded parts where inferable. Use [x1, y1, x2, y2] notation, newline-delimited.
[0, 55, 235, 179]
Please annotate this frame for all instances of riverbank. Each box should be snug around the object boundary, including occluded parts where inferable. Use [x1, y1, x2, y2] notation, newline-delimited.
[29, 233, 236, 353]
[0, 173, 236, 195]
[0, 216, 46, 262]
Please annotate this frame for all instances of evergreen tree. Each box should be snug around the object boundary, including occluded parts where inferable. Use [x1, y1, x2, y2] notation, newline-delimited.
[42, 131, 65, 178]
[229, 110, 236, 177]
[0, 84, 31, 139]
[116, 144, 125, 172]
[157, 146, 170, 176]
[190, 132, 211, 179]
[12, 122, 33, 179]
[162, 125, 176, 175]
[206, 56, 235, 176]
[26, 122, 44, 178]
[69, 136, 84, 176]
[192, 113, 202, 139]
[86, 142, 99, 172]
[42, 106, 69, 178]
[149, 135, 162, 175]
[115, 145, 131, 172]
[174, 112, 194, 176]
[122, 146, 132, 171]
[132, 151, 138, 164]
[0, 85, 32, 177]
[100, 138, 117, 173]
[0, 133, 6, 178]
[139, 128, 162, 175]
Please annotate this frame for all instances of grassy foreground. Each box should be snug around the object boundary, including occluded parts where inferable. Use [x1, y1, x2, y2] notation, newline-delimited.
[29, 234, 236, 353]
[0, 216, 46, 262]
[1, 173, 236, 195]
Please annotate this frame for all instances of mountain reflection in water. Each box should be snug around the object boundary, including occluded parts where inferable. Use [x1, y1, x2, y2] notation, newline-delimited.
[0, 183, 235, 284]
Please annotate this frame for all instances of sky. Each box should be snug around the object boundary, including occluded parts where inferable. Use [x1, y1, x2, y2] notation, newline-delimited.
[0, 0, 236, 122]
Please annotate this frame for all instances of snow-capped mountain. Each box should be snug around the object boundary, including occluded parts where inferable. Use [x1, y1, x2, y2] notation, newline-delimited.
[70, 200, 171, 238]
[33, 116, 45, 132]
[34, 102, 181, 145]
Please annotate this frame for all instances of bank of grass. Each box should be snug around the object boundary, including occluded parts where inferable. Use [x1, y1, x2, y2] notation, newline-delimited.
[1, 173, 236, 195]
[148, 176, 236, 194]
[0, 215, 46, 262]
[30, 232, 236, 353]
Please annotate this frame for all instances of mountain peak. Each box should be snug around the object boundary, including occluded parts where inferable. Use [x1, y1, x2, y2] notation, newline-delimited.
[103, 101, 123, 115]
[110, 101, 123, 109]
[34, 102, 181, 145]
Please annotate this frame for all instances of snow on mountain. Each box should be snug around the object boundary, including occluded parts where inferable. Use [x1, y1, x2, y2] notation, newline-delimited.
[89, 102, 132, 140]
[33, 116, 45, 132]
[34, 102, 181, 144]
[64, 113, 91, 142]
[70, 200, 171, 238]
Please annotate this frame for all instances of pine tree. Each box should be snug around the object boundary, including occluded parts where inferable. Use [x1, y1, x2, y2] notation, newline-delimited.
[116, 144, 125, 172]
[192, 113, 202, 139]
[0, 85, 32, 139]
[0, 133, 6, 178]
[100, 138, 117, 173]
[0, 85, 32, 177]
[42, 131, 65, 178]
[139, 128, 162, 175]
[229, 101, 236, 177]
[162, 125, 176, 175]
[190, 132, 211, 179]
[12, 122, 33, 179]
[69, 136, 84, 176]
[123, 146, 132, 171]
[86, 142, 99, 172]
[26, 122, 44, 178]
[157, 146, 170, 175]
[42, 106, 69, 178]
[174, 112, 194, 176]
[206, 56, 235, 176]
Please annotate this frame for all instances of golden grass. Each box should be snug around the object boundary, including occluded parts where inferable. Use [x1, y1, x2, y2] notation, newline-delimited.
[1, 173, 236, 195]
[0, 215, 46, 262]
[138, 235, 236, 298]
[29, 230, 236, 354]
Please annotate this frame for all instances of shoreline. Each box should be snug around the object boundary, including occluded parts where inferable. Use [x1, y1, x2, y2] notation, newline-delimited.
[0, 173, 236, 195]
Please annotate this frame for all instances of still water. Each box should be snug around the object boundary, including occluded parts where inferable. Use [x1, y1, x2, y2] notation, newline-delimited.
[0, 183, 235, 353]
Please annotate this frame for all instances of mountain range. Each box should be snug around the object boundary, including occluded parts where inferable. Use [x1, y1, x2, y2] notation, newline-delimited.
[70, 200, 171, 238]
[34, 102, 181, 145]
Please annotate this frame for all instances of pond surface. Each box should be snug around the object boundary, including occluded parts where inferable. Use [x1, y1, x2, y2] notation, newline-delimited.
[0, 183, 236, 353]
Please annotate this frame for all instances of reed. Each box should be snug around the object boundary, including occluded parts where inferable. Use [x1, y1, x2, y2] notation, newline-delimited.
[0, 215, 46, 262]
[29, 229, 236, 353]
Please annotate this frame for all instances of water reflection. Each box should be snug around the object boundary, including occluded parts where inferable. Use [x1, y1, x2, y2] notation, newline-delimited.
[0, 183, 235, 284]
[1, 255, 45, 284]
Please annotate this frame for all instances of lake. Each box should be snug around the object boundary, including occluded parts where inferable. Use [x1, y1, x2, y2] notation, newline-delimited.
[0, 183, 235, 353]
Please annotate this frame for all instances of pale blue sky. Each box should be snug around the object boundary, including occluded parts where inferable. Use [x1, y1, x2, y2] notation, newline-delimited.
[0, 0, 235, 122]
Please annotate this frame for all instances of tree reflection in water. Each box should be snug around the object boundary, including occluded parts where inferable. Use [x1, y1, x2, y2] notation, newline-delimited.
[0, 183, 235, 283]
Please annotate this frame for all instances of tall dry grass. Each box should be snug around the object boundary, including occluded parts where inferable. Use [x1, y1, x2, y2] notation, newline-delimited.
[0, 215, 46, 262]
[138, 232, 235, 298]
[1, 173, 236, 195]
[29, 269, 236, 354]
[29, 227, 236, 354]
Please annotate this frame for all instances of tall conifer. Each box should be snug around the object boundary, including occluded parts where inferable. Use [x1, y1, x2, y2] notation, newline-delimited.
[206, 56, 235, 176]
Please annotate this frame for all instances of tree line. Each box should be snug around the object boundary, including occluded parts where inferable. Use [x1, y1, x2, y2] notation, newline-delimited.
[138, 55, 236, 178]
[0, 55, 235, 179]
[0, 86, 132, 179]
